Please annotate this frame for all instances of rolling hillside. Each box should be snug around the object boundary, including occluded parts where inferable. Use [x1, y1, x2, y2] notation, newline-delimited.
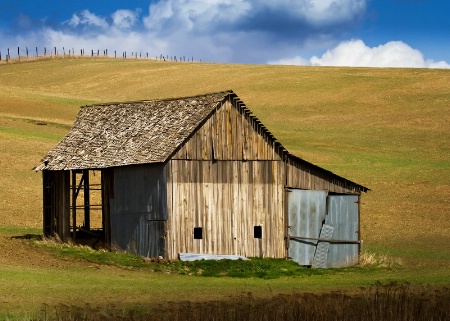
[0, 57, 449, 315]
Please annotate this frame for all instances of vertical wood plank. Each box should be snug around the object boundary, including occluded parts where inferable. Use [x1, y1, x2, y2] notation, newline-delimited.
[217, 106, 224, 160]
[225, 102, 232, 160]
[203, 118, 210, 160]
[211, 161, 218, 253]
[232, 161, 239, 255]
[239, 161, 248, 256]
[201, 160, 210, 253]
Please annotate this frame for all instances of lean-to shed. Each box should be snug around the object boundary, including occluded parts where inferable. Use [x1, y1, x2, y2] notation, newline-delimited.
[35, 90, 368, 268]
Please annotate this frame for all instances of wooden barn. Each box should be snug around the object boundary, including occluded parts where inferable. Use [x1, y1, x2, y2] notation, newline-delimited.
[35, 90, 368, 268]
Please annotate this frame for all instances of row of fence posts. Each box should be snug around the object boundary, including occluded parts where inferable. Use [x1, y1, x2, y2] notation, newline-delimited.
[0, 47, 198, 63]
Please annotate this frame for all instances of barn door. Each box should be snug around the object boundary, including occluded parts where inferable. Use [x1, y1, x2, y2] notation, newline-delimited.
[287, 190, 327, 266]
[287, 190, 360, 268]
[325, 195, 359, 267]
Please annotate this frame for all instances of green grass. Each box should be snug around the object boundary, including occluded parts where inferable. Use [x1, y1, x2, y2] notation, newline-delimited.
[0, 58, 449, 318]
[33, 237, 396, 279]
[33, 238, 348, 278]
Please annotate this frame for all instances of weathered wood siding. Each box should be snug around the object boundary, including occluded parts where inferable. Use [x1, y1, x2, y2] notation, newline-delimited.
[42, 170, 70, 241]
[286, 157, 362, 194]
[166, 99, 286, 259]
[166, 160, 285, 260]
[109, 164, 167, 257]
[165, 97, 363, 260]
[173, 100, 283, 161]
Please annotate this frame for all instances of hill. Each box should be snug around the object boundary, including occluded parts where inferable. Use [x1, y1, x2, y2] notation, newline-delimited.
[0, 57, 449, 315]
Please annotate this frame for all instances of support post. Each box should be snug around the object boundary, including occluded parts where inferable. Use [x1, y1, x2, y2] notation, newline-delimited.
[83, 169, 90, 230]
[72, 170, 77, 241]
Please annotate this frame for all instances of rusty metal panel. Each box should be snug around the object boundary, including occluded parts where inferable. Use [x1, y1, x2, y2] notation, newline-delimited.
[325, 195, 359, 267]
[110, 163, 167, 257]
[288, 190, 327, 265]
[312, 224, 334, 268]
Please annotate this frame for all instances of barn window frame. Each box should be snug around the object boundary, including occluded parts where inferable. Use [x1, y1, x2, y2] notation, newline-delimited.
[193, 227, 203, 239]
[254, 225, 262, 239]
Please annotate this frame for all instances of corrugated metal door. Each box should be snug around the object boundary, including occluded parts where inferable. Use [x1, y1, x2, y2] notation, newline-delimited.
[287, 190, 327, 266]
[288, 191, 360, 268]
[325, 195, 359, 267]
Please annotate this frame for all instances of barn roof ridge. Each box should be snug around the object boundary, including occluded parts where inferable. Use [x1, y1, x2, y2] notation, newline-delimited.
[81, 89, 235, 108]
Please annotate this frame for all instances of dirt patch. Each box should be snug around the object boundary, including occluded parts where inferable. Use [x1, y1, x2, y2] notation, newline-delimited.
[0, 234, 89, 269]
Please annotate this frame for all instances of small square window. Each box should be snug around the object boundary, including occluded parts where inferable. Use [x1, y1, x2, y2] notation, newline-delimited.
[254, 226, 262, 239]
[194, 227, 203, 239]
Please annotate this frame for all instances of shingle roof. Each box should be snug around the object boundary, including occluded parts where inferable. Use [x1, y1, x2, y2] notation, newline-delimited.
[35, 90, 369, 192]
[35, 91, 231, 171]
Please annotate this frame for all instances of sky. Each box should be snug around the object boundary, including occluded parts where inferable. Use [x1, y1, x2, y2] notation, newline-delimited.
[0, 0, 449, 68]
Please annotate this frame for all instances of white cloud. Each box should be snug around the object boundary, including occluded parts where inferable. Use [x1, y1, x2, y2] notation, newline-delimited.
[1, 0, 367, 63]
[143, 0, 365, 33]
[139, 0, 367, 62]
[270, 40, 450, 69]
[7, 0, 449, 68]
[111, 10, 139, 30]
[143, 0, 252, 32]
[67, 10, 108, 29]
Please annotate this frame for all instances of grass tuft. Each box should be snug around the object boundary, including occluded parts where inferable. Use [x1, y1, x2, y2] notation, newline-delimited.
[359, 250, 402, 268]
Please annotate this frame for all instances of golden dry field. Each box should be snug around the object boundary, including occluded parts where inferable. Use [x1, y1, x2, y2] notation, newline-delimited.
[0, 57, 449, 316]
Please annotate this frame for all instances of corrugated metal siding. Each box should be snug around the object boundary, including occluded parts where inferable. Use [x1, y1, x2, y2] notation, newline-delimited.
[109, 163, 167, 257]
[312, 224, 334, 268]
[165, 159, 285, 260]
[288, 190, 327, 266]
[325, 195, 359, 267]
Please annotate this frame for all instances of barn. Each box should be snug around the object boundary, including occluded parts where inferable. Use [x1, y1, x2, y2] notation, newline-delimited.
[35, 90, 368, 268]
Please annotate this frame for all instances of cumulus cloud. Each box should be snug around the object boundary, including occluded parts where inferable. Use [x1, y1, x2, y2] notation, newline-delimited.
[0, 0, 366, 63]
[4, 0, 448, 68]
[270, 39, 450, 68]
[143, 0, 252, 32]
[66, 10, 108, 29]
[143, 0, 365, 37]
[111, 9, 139, 30]
[140, 0, 366, 62]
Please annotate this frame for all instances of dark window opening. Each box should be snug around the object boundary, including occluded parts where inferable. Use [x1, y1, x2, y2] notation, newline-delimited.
[194, 227, 203, 239]
[254, 226, 262, 239]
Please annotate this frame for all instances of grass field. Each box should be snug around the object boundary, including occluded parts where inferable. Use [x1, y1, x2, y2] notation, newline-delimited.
[0, 57, 449, 318]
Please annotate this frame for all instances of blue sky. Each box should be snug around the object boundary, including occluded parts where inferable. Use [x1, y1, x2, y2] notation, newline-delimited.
[0, 0, 449, 67]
